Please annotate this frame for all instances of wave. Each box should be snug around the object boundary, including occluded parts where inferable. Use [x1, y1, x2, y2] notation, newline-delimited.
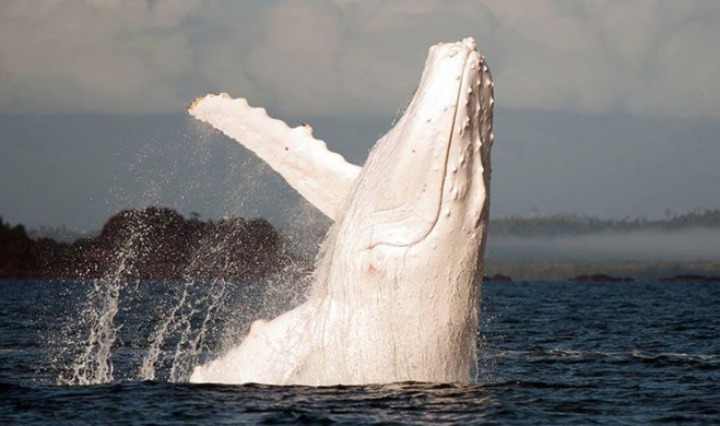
[490, 348, 719, 365]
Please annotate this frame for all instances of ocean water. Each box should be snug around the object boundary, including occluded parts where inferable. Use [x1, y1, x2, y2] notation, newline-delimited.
[1, 278, 718, 425]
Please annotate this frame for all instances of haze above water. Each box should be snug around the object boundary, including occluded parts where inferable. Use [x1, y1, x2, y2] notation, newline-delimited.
[487, 229, 720, 262]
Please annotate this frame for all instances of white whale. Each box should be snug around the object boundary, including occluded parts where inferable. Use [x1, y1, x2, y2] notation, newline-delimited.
[187, 37, 494, 386]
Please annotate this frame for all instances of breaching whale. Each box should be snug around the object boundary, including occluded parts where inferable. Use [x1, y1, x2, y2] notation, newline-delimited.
[187, 37, 494, 386]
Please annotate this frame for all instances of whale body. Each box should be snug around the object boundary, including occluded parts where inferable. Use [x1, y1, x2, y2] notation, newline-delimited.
[187, 37, 494, 386]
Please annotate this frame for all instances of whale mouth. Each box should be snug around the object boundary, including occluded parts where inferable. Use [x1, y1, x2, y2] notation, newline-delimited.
[401, 53, 469, 245]
[366, 42, 479, 249]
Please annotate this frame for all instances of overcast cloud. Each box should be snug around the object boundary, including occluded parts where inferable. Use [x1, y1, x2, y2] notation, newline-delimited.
[1, 0, 720, 117]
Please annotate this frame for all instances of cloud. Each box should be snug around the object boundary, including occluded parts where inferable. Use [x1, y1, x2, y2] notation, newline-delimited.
[0, 0, 203, 114]
[244, 1, 345, 114]
[0, 0, 719, 117]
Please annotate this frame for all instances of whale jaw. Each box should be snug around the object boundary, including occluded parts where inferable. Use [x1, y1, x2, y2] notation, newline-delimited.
[343, 37, 493, 251]
[188, 38, 494, 386]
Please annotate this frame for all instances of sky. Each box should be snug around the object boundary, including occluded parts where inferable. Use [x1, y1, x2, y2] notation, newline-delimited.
[1, 0, 720, 231]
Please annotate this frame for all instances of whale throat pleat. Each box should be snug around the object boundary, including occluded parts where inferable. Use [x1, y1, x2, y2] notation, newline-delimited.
[189, 94, 361, 220]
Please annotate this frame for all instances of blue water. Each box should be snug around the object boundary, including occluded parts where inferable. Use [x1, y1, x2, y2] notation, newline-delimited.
[1, 279, 719, 424]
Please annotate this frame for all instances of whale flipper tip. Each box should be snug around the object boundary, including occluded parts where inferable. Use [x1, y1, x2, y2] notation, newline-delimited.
[188, 96, 205, 112]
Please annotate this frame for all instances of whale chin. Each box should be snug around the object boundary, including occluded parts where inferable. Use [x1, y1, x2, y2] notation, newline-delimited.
[187, 37, 494, 386]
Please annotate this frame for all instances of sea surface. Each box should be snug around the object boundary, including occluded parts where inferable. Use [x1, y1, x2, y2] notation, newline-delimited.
[1, 278, 718, 425]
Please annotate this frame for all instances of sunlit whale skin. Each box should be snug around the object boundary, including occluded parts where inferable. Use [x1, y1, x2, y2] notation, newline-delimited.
[187, 37, 494, 385]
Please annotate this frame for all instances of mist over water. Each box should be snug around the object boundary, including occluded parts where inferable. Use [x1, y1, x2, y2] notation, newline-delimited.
[487, 228, 720, 262]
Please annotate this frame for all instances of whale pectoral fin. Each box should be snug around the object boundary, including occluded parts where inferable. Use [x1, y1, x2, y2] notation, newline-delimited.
[189, 93, 361, 220]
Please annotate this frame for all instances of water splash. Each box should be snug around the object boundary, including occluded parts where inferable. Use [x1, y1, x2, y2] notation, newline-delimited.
[58, 226, 142, 385]
[51, 120, 314, 385]
[62, 279, 121, 385]
[139, 286, 188, 381]
[52, 216, 311, 385]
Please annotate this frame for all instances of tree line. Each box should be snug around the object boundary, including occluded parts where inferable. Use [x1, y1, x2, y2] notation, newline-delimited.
[0, 207, 294, 280]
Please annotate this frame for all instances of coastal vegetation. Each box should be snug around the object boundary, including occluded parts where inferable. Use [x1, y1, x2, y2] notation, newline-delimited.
[0, 208, 291, 280]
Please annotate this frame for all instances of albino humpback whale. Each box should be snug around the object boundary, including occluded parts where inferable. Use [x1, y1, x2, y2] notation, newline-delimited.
[187, 37, 494, 386]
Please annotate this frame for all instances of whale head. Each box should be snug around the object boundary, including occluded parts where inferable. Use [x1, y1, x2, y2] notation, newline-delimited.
[326, 37, 494, 285]
[311, 38, 494, 382]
